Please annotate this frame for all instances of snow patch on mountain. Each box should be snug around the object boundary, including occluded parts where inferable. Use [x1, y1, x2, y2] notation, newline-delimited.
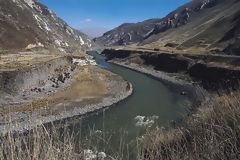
[43, 21, 51, 32]
[23, 0, 35, 8]
[54, 39, 62, 47]
[33, 14, 43, 29]
[79, 36, 85, 45]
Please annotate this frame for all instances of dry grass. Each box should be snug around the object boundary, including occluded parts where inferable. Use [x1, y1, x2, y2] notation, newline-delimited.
[139, 92, 240, 160]
[0, 113, 129, 160]
[2, 83, 240, 159]
[0, 66, 110, 114]
[0, 66, 123, 159]
[0, 53, 62, 72]
[2, 92, 240, 159]
[49, 66, 108, 104]
[2, 91, 240, 160]
[0, 124, 82, 160]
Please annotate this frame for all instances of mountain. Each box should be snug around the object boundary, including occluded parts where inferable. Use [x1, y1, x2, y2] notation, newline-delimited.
[94, 19, 161, 46]
[80, 27, 110, 39]
[0, 0, 93, 54]
[96, 0, 240, 55]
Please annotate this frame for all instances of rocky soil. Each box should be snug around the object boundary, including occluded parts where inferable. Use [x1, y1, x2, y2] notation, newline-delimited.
[0, 53, 77, 106]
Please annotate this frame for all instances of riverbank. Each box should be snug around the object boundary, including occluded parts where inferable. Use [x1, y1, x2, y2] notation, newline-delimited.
[0, 55, 133, 135]
[103, 48, 240, 91]
[108, 59, 207, 108]
[101, 49, 240, 159]
[139, 90, 240, 159]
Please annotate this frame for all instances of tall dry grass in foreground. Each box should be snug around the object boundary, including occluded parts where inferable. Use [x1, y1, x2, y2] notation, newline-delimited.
[2, 92, 240, 160]
[0, 118, 124, 160]
[140, 92, 240, 160]
[0, 124, 82, 160]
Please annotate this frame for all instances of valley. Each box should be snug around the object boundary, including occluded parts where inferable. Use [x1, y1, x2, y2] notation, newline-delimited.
[0, 0, 240, 159]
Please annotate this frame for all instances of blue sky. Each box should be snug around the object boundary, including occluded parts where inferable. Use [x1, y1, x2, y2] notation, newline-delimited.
[39, 0, 190, 37]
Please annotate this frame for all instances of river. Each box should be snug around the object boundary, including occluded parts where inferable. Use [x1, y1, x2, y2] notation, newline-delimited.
[65, 51, 191, 158]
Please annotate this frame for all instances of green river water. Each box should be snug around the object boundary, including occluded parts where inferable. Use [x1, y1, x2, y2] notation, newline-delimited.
[64, 51, 191, 158]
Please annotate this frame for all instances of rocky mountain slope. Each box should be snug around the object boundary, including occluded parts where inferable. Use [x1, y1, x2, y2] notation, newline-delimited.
[0, 0, 93, 54]
[96, 0, 240, 55]
[94, 19, 161, 46]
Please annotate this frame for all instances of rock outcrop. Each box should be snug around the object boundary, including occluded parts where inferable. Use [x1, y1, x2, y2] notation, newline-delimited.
[140, 54, 193, 73]
[189, 62, 240, 90]
[102, 48, 240, 90]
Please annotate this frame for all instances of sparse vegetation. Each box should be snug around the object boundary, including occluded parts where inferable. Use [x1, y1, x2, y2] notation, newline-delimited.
[139, 92, 240, 160]
[2, 91, 240, 160]
[1, 0, 240, 159]
[0, 124, 81, 160]
[0, 117, 134, 160]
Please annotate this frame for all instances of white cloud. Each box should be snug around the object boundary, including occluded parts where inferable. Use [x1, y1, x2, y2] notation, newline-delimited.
[85, 18, 92, 22]
[80, 18, 92, 24]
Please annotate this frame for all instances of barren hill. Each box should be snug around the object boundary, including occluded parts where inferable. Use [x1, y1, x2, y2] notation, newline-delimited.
[0, 0, 93, 54]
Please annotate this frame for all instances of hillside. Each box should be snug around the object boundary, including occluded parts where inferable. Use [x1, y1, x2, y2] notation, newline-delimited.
[94, 19, 161, 46]
[96, 0, 240, 55]
[0, 0, 132, 137]
[0, 0, 93, 54]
